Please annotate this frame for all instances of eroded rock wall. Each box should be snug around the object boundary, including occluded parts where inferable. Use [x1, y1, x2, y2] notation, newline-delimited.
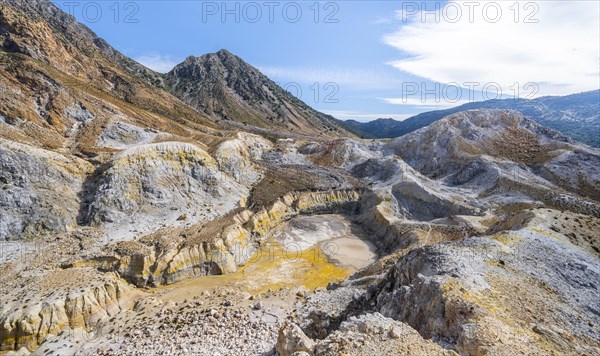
[0, 272, 137, 352]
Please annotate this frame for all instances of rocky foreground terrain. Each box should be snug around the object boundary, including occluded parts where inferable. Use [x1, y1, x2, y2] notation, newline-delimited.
[1, 0, 600, 355]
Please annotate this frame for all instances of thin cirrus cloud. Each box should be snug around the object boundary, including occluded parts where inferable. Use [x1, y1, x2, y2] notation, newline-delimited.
[384, 1, 600, 97]
[135, 54, 180, 74]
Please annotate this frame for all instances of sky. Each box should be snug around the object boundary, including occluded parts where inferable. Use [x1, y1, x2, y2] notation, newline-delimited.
[52, 1, 600, 122]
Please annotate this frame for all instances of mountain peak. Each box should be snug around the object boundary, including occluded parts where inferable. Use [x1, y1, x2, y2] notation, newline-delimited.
[216, 48, 235, 57]
[184, 49, 236, 60]
[166, 51, 351, 137]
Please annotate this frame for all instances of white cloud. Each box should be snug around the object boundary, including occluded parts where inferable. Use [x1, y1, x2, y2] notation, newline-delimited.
[325, 110, 411, 122]
[134, 54, 179, 73]
[384, 1, 600, 97]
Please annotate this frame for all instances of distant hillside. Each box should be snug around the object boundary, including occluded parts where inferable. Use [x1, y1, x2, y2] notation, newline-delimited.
[338, 90, 600, 147]
[335, 118, 401, 139]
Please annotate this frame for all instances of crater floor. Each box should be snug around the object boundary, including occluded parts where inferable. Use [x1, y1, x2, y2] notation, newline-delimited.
[155, 214, 378, 300]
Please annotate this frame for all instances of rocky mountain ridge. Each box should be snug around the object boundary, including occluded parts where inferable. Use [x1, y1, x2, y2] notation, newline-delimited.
[165, 50, 351, 137]
[340, 90, 600, 147]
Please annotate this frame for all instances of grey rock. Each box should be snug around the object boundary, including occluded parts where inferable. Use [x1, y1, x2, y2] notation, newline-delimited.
[0, 141, 90, 240]
[276, 321, 315, 356]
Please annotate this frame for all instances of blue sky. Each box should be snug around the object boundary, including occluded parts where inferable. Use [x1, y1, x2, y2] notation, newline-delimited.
[53, 1, 600, 122]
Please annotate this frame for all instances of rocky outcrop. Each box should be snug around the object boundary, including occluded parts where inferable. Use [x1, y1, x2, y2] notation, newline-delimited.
[483, 176, 600, 217]
[355, 190, 481, 253]
[0, 140, 92, 240]
[355, 192, 410, 250]
[314, 313, 450, 356]
[299, 139, 380, 169]
[276, 321, 316, 356]
[390, 181, 483, 221]
[390, 110, 573, 177]
[97, 121, 161, 149]
[0, 271, 137, 352]
[292, 286, 365, 340]
[275, 313, 449, 356]
[389, 110, 560, 177]
[539, 148, 600, 201]
[387, 109, 600, 217]
[351, 153, 486, 221]
[370, 229, 600, 355]
[212, 132, 273, 186]
[84, 142, 249, 241]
